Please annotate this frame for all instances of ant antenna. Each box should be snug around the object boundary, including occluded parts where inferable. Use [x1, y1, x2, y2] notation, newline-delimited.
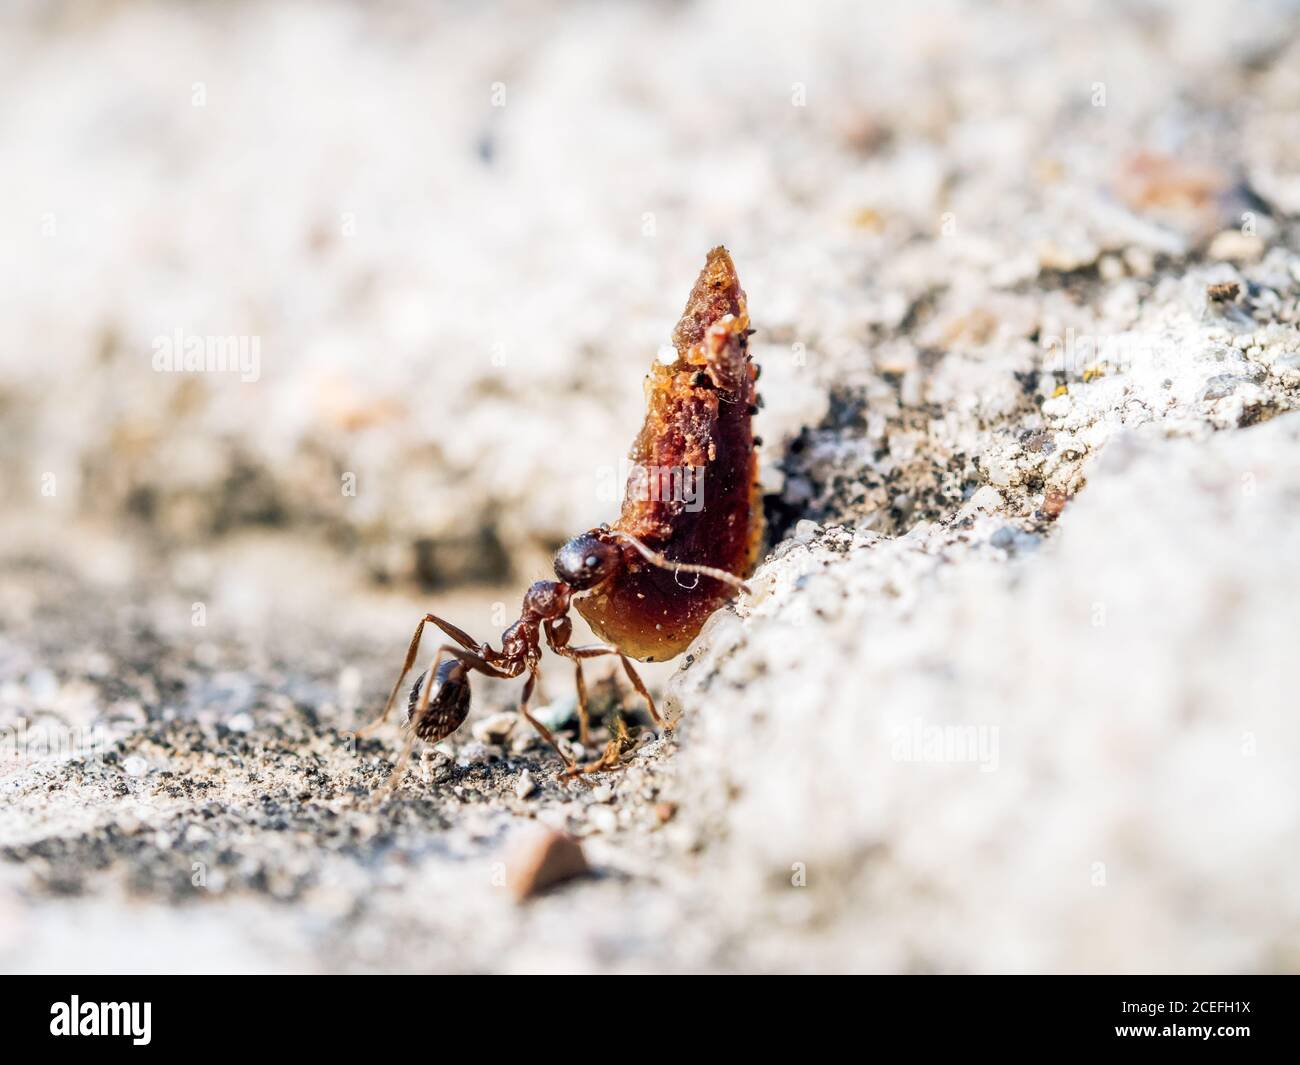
[610, 531, 752, 595]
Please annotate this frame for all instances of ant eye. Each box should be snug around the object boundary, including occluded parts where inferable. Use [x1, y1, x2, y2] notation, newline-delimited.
[554, 534, 621, 590]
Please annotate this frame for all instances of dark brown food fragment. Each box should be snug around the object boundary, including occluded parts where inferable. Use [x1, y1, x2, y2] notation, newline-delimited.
[574, 247, 762, 661]
[670, 247, 747, 355]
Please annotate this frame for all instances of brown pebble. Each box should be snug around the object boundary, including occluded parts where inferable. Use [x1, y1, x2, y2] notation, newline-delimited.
[654, 801, 678, 824]
[1206, 281, 1240, 303]
[1041, 489, 1068, 519]
[506, 828, 589, 901]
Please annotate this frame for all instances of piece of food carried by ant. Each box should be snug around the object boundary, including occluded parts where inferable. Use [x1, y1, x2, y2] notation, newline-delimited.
[360, 246, 762, 796]
[569, 245, 762, 662]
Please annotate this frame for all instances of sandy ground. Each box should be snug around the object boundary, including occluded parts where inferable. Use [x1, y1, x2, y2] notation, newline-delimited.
[0, 521, 692, 973]
[3, 0, 1300, 972]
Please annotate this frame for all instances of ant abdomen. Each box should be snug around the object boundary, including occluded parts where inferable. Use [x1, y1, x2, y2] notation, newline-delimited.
[405, 658, 471, 742]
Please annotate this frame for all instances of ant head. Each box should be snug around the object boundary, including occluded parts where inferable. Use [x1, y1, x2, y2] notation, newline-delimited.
[553, 531, 624, 591]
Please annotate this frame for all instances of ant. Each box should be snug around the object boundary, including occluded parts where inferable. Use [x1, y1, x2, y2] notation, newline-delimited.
[361, 247, 762, 795]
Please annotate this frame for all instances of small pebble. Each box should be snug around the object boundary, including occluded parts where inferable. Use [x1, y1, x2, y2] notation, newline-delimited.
[455, 741, 494, 767]
[122, 756, 149, 778]
[1042, 489, 1068, 519]
[515, 769, 537, 799]
[509, 729, 540, 755]
[1201, 374, 1241, 401]
[532, 697, 577, 733]
[506, 827, 589, 901]
[983, 457, 1016, 487]
[792, 518, 820, 545]
[1123, 247, 1154, 277]
[587, 806, 618, 834]
[472, 712, 517, 745]
[968, 485, 1002, 512]
[227, 711, 254, 733]
[1207, 230, 1263, 263]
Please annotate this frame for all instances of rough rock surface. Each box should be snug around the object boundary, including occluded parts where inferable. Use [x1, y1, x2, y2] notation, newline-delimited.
[674, 412, 1300, 972]
[2, 0, 1299, 972]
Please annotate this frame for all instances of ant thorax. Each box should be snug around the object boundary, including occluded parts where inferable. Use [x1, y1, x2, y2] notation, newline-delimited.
[521, 580, 571, 621]
[496, 580, 574, 662]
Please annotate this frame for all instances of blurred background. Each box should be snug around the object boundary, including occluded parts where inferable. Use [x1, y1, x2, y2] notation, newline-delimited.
[2, 0, 1299, 973]
[4, 0, 1294, 586]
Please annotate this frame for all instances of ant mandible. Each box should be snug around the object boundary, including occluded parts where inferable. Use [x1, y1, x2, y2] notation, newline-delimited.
[361, 247, 762, 794]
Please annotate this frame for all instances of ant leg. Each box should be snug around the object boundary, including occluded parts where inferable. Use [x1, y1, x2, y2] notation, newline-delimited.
[360, 612, 484, 737]
[572, 659, 592, 747]
[609, 530, 751, 595]
[560, 749, 628, 781]
[617, 652, 663, 730]
[541, 619, 590, 745]
[559, 717, 634, 782]
[374, 644, 510, 799]
[560, 645, 663, 730]
[517, 667, 581, 777]
[374, 720, 423, 800]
